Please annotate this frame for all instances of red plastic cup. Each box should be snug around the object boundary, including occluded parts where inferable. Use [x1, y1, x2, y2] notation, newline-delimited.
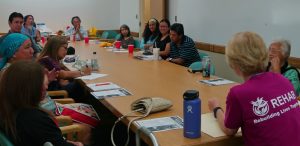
[115, 41, 121, 49]
[84, 37, 89, 44]
[41, 36, 45, 43]
[128, 44, 134, 54]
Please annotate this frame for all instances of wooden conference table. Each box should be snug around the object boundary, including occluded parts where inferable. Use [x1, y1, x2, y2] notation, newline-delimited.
[69, 41, 243, 146]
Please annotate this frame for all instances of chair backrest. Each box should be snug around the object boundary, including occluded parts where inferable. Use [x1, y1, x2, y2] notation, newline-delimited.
[101, 31, 109, 39]
[114, 34, 121, 40]
[0, 131, 14, 146]
[188, 61, 216, 75]
[134, 39, 140, 48]
[198, 51, 208, 59]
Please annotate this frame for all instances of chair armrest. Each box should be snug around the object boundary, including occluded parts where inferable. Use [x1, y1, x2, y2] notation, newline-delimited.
[56, 115, 73, 126]
[60, 124, 81, 135]
[48, 90, 68, 98]
[54, 98, 75, 104]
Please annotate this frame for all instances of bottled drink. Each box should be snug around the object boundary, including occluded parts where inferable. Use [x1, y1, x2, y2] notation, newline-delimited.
[183, 90, 201, 138]
[91, 52, 99, 71]
[202, 56, 211, 77]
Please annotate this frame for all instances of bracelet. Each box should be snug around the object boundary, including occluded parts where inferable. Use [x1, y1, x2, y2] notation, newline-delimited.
[213, 107, 223, 118]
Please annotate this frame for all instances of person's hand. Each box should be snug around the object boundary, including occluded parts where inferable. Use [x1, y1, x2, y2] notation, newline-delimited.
[208, 98, 220, 111]
[59, 79, 70, 86]
[82, 66, 92, 75]
[144, 44, 152, 49]
[47, 68, 58, 82]
[75, 25, 80, 33]
[270, 56, 281, 73]
[67, 140, 84, 146]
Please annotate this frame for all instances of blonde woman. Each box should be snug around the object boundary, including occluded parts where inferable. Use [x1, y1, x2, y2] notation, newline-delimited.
[208, 32, 300, 146]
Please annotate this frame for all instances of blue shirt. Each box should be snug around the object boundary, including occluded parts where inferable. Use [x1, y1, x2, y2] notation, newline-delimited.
[21, 26, 37, 41]
[140, 35, 158, 50]
[169, 35, 201, 67]
[65, 26, 87, 41]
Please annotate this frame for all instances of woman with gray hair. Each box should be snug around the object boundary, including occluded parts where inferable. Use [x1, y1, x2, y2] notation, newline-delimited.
[267, 39, 300, 95]
[208, 32, 300, 146]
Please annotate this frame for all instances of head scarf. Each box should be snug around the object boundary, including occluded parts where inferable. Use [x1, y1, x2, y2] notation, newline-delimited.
[0, 33, 29, 69]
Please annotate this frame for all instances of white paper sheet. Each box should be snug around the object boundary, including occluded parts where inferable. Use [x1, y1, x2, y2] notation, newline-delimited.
[135, 116, 183, 132]
[134, 55, 154, 60]
[201, 113, 241, 137]
[76, 73, 107, 80]
[199, 78, 235, 86]
[91, 88, 132, 99]
[87, 82, 120, 91]
[113, 49, 128, 53]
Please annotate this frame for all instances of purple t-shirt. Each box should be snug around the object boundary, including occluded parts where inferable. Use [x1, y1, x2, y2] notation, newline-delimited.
[38, 56, 62, 71]
[225, 72, 300, 146]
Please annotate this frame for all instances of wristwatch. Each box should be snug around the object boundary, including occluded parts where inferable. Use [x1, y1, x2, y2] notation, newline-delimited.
[213, 107, 223, 118]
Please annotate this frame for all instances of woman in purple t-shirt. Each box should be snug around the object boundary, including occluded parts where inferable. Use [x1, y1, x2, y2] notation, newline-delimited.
[208, 32, 300, 146]
[37, 36, 91, 101]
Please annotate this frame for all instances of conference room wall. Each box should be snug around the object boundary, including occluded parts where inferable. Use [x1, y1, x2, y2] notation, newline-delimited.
[168, 0, 300, 82]
[0, 0, 120, 32]
[120, 0, 140, 32]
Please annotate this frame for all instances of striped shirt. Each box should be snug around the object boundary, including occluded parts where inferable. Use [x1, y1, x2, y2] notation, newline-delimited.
[169, 35, 201, 67]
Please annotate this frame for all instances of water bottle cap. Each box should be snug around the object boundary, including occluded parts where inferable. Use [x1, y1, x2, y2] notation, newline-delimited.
[183, 90, 199, 100]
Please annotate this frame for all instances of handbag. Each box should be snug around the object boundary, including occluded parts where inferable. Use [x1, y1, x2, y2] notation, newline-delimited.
[111, 97, 173, 146]
[131, 97, 173, 114]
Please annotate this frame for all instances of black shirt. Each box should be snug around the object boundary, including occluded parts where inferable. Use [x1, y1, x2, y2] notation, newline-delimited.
[3, 108, 74, 146]
[155, 35, 171, 60]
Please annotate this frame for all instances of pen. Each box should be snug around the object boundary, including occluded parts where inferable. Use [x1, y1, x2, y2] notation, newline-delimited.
[95, 82, 110, 86]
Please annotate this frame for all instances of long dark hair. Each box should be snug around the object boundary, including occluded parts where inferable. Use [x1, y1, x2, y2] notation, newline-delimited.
[142, 18, 159, 43]
[119, 24, 131, 39]
[38, 36, 68, 61]
[0, 61, 45, 141]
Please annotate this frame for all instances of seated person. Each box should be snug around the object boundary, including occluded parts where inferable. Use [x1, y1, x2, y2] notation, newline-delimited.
[37, 36, 91, 101]
[0, 12, 41, 55]
[208, 32, 300, 146]
[168, 23, 200, 67]
[156, 19, 171, 59]
[140, 18, 159, 50]
[65, 16, 87, 41]
[0, 60, 83, 146]
[0, 33, 34, 71]
[266, 39, 300, 96]
[21, 15, 41, 43]
[117, 24, 134, 49]
[0, 33, 94, 145]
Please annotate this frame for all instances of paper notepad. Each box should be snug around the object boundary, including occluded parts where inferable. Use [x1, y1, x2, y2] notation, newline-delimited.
[199, 78, 234, 86]
[134, 55, 154, 60]
[113, 49, 128, 53]
[91, 88, 132, 99]
[201, 113, 241, 137]
[135, 116, 183, 132]
[87, 82, 120, 91]
[76, 73, 107, 80]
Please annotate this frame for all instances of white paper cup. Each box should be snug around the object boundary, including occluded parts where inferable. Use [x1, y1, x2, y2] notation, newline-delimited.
[153, 48, 160, 60]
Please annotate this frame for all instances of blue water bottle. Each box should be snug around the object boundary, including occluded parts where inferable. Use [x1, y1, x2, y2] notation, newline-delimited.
[183, 90, 201, 138]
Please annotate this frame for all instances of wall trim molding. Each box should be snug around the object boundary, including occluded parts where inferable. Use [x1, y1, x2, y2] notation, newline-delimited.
[195, 41, 300, 69]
